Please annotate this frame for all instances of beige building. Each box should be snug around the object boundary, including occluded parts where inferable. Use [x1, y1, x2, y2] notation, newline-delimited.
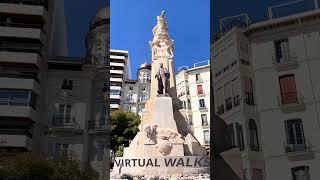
[176, 61, 210, 152]
[123, 63, 151, 116]
[212, 8, 320, 180]
[110, 49, 131, 110]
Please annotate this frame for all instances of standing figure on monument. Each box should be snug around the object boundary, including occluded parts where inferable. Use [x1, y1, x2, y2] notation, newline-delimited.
[155, 63, 170, 94]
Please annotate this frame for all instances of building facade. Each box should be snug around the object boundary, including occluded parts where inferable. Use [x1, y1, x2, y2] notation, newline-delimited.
[0, 0, 67, 155]
[45, 6, 110, 179]
[122, 63, 151, 116]
[176, 61, 210, 152]
[110, 49, 131, 111]
[0, 2, 110, 179]
[212, 9, 320, 180]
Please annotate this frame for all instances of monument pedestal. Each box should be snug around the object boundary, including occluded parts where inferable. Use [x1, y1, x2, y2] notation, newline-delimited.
[112, 96, 209, 178]
[111, 11, 209, 179]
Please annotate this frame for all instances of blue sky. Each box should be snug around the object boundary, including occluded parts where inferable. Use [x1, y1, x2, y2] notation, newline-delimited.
[111, 0, 210, 79]
[64, 0, 108, 57]
[212, 0, 316, 37]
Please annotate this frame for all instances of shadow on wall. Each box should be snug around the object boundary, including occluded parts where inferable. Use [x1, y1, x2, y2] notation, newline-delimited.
[212, 114, 241, 180]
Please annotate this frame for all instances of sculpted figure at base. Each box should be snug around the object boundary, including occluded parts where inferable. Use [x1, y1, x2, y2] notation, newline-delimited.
[155, 63, 170, 94]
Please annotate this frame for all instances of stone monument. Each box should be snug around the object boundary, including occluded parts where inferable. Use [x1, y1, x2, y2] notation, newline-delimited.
[112, 11, 209, 179]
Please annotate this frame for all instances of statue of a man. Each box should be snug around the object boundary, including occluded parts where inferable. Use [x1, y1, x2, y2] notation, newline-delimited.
[155, 63, 170, 94]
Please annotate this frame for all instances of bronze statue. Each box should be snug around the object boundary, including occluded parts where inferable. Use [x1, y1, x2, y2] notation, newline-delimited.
[155, 63, 170, 94]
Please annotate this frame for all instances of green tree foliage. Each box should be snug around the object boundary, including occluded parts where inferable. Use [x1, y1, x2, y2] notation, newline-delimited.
[0, 152, 99, 180]
[110, 110, 141, 156]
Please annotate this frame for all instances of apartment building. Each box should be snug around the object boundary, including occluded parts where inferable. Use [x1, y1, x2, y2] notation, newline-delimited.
[0, 0, 67, 155]
[122, 63, 151, 116]
[176, 61, 210, 152]
[45, 6, 110, 179]
[212, 8, 320, 180]
[110, 49, 131, 111]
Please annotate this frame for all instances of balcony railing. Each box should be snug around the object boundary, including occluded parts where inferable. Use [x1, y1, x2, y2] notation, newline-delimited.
[0, 73, 39, 83]
[199, 106, 207, 111]
[2, 0, 49, 10]
[278, 92, 303, 105]
[52, 116, 78, 129]
[284, 141, 312, 153]
[0, 129, 32, 138]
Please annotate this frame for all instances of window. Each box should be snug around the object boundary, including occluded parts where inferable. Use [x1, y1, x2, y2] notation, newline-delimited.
[199, 99, 206, 109]
[102, 82, 108, 92]
[197, 85, 204, 95]
[216, 87, 224, 115]
[126, 94, 133, 102]
[253, 168, 263, 180]
[224, 83, 232, 110]
[203, 130, 210, 144]
[225, 124, 235, 149]
[55, 143, 70, 158]
[285, 119, 306, 152]
[201, 114, 208, 126]
[97, 144, 108, 161]
[188, 115, 193, 125]
[234, 95, 240, 107]
[249, 119, 259, 151]
[291, 166, 310, 180]
[225, 97, 233, 111]
[55, 104, 73, 125]
[110, 90, 121, 95]
[274, 39, 289, 63]
[236, 123, 245, 151]
[187, 99, 191, 109]
[279, 74, 298, 104]
[232, 78, 240, 107]
[129, 86, 133, 90]
[244, 77, 254, 106]
[140, 93, 148, 102]
[61, 79, 73, 90]
[0, 89, 37, 109]
[195, 73, 202, 82]
[99, 105, 107, 127]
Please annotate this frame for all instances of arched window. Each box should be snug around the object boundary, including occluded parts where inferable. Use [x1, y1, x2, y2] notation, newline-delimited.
[249, 119, 259, 151]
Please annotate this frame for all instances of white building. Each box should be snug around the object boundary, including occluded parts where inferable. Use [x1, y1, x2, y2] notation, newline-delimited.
[176, 61, 210, 152]
[212, 8, 320, 180]
[110, 49, 131, 111]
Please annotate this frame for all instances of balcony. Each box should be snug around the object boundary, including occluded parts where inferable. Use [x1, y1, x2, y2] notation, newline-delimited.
[199, 106, 208, 112]
[273, 55, 298, 71]
[0, 77, 40, 94]
[49, 116, 83, 134]
[110, 104, 119, 109]
[0, 2, 48, 21]
[110, 86, 122, 91]
[0, 131, 32, 151]
[0, 22, 46, 43]
[284, 141, 314, 161]
[0, 103, 36, 121]
[110, 70, 124, 75]
[88, 120, 109, 134]
[278, 92, 305, 113]
[110, 62, 124, 67]
[110, 77, 122, 83]
[110, 94, 121, 99]
[0, 51, 41, 67]
[0, 0, 49, 10]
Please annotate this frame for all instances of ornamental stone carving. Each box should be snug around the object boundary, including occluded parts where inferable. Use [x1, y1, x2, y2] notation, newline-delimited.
[144, 124, 158, 143]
